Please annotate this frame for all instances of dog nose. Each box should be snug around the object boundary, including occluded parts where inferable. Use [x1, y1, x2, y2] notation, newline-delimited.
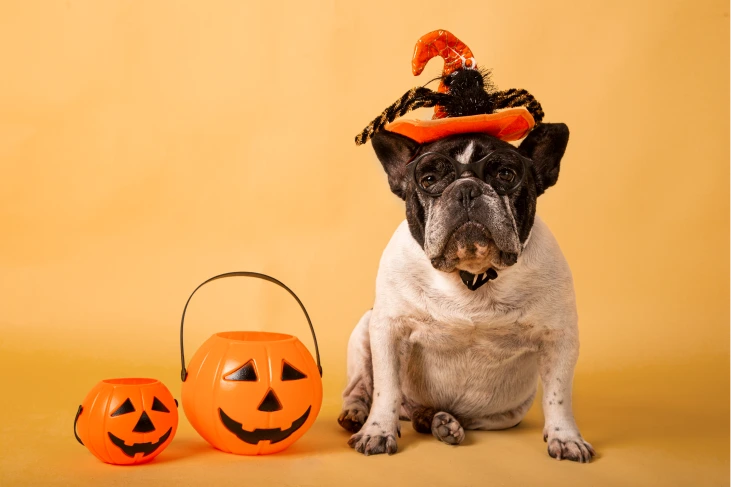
[455, 179, 483, 207]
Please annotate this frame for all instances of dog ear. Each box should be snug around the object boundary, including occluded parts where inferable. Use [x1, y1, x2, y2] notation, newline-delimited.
[518, 123, 569, 196]
[371, 131, 420, 200]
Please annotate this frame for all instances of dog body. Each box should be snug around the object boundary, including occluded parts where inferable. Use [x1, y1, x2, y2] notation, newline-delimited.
[339, 126, 594, 461]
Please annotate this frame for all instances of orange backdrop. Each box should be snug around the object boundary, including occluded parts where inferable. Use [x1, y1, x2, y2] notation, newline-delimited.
[0, 1, 728, 486]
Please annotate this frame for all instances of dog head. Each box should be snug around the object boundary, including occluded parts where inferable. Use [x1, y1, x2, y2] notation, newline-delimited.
[372, 123, 569, 274]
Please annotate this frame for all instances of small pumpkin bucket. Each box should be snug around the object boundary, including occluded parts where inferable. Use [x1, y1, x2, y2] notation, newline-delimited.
[179, 272, 323, 455]
[74, 378, 179, 465]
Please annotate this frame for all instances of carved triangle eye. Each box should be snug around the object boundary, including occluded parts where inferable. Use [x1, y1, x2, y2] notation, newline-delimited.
[111, 398, 135, 417]
[151, 396, 170, 413]
[224, 360, 258, 381]
[281, 361, 307, 381]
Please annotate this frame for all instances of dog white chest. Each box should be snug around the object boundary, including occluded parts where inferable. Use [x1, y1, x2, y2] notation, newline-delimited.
[371, 218, 571, 416]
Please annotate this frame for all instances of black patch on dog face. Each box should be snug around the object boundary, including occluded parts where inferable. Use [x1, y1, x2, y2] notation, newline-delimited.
[371, 124, 569, 272]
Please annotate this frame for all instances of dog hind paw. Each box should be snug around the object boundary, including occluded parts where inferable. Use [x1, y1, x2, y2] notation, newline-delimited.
[432, 411, 465, 445]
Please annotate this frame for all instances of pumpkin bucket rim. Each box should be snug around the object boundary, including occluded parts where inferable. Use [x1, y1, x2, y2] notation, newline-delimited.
[215, 331, 296, 343]
[101, 378, 161, 386]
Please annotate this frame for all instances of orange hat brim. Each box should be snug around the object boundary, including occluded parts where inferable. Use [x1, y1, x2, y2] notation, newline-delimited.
[384, 108, 535, 144]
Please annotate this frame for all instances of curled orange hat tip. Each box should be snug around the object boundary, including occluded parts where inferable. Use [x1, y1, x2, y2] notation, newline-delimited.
[412, 29, 477, 77]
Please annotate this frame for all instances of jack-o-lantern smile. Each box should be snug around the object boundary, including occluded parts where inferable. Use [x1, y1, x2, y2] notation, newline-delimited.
[219, 406, 311, 444]
[108, 428, 173, 457]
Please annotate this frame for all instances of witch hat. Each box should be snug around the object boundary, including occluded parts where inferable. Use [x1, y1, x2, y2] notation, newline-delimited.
[355, 30, 544, 146]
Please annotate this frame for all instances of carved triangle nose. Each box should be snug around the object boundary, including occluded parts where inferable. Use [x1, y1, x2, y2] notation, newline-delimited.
[257, 389, 283, 412]
[133, 411, 156, 433]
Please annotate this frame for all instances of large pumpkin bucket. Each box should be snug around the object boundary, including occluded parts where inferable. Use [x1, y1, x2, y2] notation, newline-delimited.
[179, 272, 323, 455]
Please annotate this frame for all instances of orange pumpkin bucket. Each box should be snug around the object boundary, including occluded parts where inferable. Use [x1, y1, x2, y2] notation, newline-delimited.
[74, 378, 179, 465]
[179, 272, 323, 455]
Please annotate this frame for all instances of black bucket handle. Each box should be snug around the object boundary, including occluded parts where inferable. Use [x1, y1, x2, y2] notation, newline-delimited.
[74, 405, 84, 445]
[179, 272, 322, 382]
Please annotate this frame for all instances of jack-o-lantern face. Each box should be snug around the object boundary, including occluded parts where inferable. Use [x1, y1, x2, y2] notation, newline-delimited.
[75, 378, 179, 465]
[182, 331, 323, 455]
[218, 359, 311, 444]
[107, 395, 176, 457]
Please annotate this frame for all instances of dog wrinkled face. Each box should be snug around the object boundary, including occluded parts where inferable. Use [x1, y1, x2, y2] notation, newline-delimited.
[371, 124, 569, 274]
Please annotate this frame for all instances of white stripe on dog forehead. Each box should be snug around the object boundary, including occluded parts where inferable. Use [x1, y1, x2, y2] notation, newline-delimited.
[455, 142, 475, 164]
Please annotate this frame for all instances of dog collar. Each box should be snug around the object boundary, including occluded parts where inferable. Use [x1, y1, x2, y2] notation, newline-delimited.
[459, 269, 498, 291]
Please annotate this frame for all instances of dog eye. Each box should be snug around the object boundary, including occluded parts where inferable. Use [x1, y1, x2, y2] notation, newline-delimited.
[420, 175, 437, 188]
[111, 398, 136, 417]
[497, 168, 516, 182]
[224, 360, 258, 381]
[414, 154, 456, 194]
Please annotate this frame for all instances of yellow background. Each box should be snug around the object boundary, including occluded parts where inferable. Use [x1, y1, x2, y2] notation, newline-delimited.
[0, 1, 728, 486]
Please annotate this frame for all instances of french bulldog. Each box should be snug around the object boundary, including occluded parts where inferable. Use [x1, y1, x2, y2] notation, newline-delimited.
[338, 123, 595, 462]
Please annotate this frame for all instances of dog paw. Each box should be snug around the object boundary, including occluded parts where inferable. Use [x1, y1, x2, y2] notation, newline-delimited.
[338, 407, 368, 433]
[347, 421, 400, 456]
[431, 411, 464, 445]
[545, 431, 595, 463]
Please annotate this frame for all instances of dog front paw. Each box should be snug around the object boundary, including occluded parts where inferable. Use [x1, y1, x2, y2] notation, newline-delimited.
[544, 429, 595, 463]
[347, 421, 400, 456]
[338, 407, 368, 433]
